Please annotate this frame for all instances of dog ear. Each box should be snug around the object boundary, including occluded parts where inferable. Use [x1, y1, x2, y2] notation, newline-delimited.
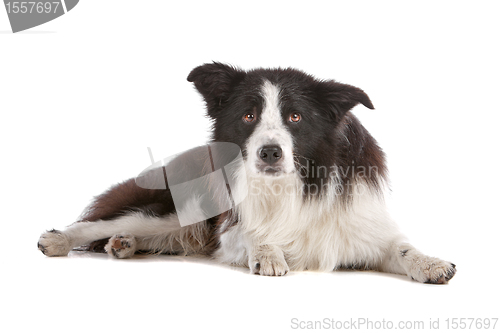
[316, 80, 374, 122]
[187, 62, 246, 116]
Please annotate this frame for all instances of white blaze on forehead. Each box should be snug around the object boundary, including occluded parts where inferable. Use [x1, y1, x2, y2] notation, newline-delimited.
[260, 80, 283, 131]
[244, 80, 295, 174]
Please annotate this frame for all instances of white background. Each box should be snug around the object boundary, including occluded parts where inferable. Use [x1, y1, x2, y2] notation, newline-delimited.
[1, 1, 499, 332]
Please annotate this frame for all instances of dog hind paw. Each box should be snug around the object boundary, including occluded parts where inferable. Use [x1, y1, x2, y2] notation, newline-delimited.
[105, 234, 137, 259]
[38, 229, 72, 257]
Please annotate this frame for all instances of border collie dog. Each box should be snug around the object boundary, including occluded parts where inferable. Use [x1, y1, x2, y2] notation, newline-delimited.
[38, 63, 456, 283]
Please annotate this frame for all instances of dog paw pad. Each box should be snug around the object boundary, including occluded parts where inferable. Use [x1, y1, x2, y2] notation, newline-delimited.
[105, 234, 137, 259]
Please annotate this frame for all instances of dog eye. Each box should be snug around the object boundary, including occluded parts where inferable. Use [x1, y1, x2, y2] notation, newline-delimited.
[243, 113, 256, 123]
[289, 113, 301, 123]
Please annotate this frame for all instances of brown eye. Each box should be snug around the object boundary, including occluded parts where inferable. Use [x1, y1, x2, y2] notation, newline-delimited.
[243, 113, 256, 123]
[289, 113, 301, 123]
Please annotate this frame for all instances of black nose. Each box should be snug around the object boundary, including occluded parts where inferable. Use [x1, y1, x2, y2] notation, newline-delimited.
[259, 145, 282, 165]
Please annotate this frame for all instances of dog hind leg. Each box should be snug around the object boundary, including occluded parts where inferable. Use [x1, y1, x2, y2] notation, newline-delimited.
[37, 212, 213, 258]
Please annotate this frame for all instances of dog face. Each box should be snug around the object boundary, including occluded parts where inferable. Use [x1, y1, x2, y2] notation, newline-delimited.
[187, 63, 374, 178]
[242, 79, 295, 176]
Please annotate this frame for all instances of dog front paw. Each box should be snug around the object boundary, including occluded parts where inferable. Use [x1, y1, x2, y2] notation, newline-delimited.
[249, 245, 289, 276]
[406, 253, 456, 284]
[38, 229, 72, 257]
[104, 234, 137, 259]
[421, 261, 456, 284]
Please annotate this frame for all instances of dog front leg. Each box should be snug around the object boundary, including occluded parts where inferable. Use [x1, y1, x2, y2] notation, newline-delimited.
[378, 242, 456, 284]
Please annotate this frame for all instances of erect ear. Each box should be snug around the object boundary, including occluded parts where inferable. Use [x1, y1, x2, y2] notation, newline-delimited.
[187, 62, 246, 115]
[315, 80, 374, 122]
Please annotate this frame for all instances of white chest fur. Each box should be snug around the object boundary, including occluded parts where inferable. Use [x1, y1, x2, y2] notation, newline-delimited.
[217, 174, 402, 271]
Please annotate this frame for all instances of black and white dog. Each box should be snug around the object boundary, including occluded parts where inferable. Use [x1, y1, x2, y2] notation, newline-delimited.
[38, 63, 456, 283]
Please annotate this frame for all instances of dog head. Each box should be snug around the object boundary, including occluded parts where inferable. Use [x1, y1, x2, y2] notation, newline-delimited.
[187, 62, 374, 178]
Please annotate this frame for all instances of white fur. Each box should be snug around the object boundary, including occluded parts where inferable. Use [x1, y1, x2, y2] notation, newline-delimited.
[215, 169, 455, 281]
[216, 172, 402, 270]
[176, 196, 208, 227]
